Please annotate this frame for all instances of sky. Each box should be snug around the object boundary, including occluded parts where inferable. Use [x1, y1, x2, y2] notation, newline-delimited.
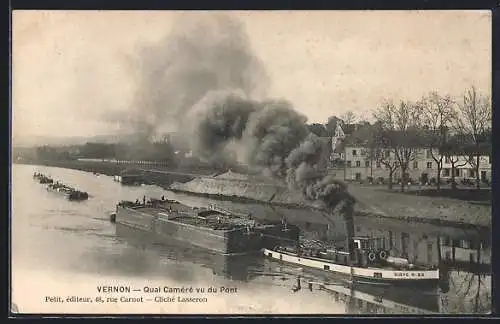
[12, 10, 491, 144]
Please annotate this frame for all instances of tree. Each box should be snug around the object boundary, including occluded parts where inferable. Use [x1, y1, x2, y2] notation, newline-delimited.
[307, 123, 328, 137]
[373, 100, 424, 192]
[340, 110, 357, 124]
[421, 92, 456, 191]
[374, 147, 400, 189]
[455, 86, 492, 189]
[370, 121, 399, 189]
[325, 115, 342, 137]
[440, 134, 469, 190]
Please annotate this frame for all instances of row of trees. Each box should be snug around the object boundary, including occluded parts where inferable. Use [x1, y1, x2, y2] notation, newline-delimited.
[307, 86, 492, 192]
[31, 140, 180, 164]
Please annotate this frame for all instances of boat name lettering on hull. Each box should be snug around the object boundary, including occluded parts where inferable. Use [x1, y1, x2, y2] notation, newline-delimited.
[393, 272, 426, 277]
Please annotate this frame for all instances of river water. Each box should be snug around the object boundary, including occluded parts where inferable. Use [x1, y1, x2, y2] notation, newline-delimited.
[11, 164, 491, 315]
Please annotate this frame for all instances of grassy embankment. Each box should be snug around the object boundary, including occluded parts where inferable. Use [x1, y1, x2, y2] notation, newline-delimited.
[349, 184, 491, 228]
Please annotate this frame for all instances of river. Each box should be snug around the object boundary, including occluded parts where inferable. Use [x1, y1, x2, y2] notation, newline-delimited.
[11, 164, 491, 315]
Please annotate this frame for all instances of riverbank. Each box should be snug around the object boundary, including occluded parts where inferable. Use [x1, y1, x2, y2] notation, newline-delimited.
[348, 185, 491, 229]
[17, 161, 491, 229]
[16, 160, 213, 186]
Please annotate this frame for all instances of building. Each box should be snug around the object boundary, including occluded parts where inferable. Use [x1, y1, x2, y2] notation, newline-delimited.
[329, 123, 492, 183]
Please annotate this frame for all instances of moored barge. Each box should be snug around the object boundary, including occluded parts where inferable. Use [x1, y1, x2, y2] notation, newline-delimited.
[47, 182, 89, 201]
[115, 197, 299, 255]
[33, 172, 54, 184]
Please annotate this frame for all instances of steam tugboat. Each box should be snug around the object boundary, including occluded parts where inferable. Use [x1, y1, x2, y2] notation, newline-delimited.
[262, 236, 439, 288]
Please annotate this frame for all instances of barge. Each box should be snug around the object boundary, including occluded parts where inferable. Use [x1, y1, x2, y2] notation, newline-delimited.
[114, 221, 262, 281]
[114, 197, 299, 255]
[263, 236, 440, 289]
[33, 172, 54, 184]
[47, 182, 89, 201]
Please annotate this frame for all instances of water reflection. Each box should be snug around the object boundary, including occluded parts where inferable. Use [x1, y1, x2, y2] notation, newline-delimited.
[11, 164, 491, 314]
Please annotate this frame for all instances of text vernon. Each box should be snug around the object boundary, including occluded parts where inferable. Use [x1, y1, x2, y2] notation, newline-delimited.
[96, 286, 131, 293]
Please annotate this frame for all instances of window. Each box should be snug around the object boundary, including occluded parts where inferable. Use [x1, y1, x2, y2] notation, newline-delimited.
[442, 169, 450, 177]
[427, 243, 433, 264]
[413, 161, 418, 169]
[346, 161, 352, 168]
[445, 156, 450, 163]
[355, 173, 361, 180]
[388, 231, 393, 249]
[352, 149, 357, 156]
[376, 161, 381, 168]
[426, 162, 432, 169]
[426, 149, 431, 158]
[445, 251, 451, 260]
[454, 168, 460, 177]
[469, 253, 475, 263]
[365, 160, 370, 167]
[355, 161, 361, 167]
[468, 169, 475, 178]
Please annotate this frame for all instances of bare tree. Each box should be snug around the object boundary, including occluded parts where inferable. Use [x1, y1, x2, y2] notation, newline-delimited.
[373, 100, 423, 192]
[441, 136, 469, 190]
[455, 86, 492, 189]
[374, 148, 400, 189]
[340, 110, 357, 125]
[421, 92, 456, 191]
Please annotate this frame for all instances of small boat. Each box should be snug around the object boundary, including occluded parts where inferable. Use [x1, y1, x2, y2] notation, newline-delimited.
[262, 236, 440, 289]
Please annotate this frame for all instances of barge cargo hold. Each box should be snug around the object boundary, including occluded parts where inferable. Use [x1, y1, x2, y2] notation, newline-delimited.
[115, 199, 299, 255]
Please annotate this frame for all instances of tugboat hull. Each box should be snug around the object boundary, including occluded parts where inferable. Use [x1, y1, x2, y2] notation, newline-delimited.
[262, 248, 439, 289]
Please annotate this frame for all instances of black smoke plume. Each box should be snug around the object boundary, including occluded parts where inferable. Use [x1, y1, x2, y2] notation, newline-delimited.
[108, 13, 269, 142]
[112, 12, 353, 212]
[188, 89, 353, 211]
